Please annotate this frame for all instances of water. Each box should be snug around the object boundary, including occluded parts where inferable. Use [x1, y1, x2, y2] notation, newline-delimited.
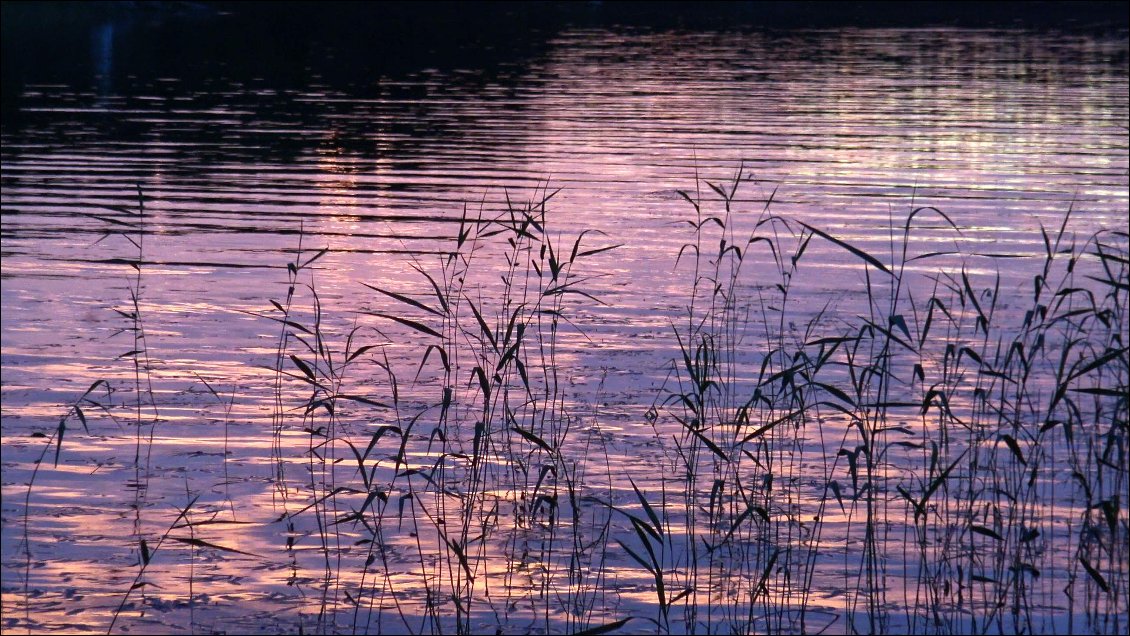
[2, 9, 1127, 634]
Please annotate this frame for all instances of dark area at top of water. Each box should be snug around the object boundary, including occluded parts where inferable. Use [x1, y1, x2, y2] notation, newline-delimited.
[4, 1, 1127, 115]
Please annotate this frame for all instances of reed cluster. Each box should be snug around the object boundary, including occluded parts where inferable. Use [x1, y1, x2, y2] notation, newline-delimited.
[17, 173, 1127, 635]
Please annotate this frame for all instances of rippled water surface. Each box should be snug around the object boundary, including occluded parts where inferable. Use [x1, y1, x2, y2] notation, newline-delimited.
[2, 17, 1127, 635]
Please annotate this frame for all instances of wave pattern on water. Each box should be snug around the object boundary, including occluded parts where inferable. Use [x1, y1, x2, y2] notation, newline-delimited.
[2, 26, 1128, 635]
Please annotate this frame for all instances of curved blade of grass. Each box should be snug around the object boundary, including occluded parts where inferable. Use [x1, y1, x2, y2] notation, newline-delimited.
[627, 476, 663, 539]
[1080, 555, 1111, 593]
[290, 355, 315, 381]
[798, 222, 892, 276]
[998, 434, 1027, 466]
[335, 394, 388, 409]
[573, 617, 633, 635]
[361, 282, 442, 317]
[409, 263, 450, 314]
[616, 539, 656, 576]
[464, 296, 498, 350]
[53, 420, 65, 467]
[363, 311, 442, 339]
[513, 425, 554, 454]
[687, 426, 729, 463]
[970, 525, 1003, 541]
[300, 247, 329, 269]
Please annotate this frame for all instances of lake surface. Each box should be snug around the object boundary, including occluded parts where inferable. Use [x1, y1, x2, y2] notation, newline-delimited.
[2, 10, 1127, 635]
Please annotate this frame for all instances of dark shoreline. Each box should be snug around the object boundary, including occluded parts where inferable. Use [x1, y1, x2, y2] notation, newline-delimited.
[5, 1, 1127, 106]
[5, 1, 1130, 30]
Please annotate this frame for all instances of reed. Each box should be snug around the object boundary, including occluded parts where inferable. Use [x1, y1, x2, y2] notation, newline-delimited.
[14, 175, 1126, 635]
[637, 167, 1125, 635]
[250, 184, 627, 634]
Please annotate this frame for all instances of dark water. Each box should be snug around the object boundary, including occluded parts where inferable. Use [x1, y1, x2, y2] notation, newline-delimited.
[2, 6, 1127, 634]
